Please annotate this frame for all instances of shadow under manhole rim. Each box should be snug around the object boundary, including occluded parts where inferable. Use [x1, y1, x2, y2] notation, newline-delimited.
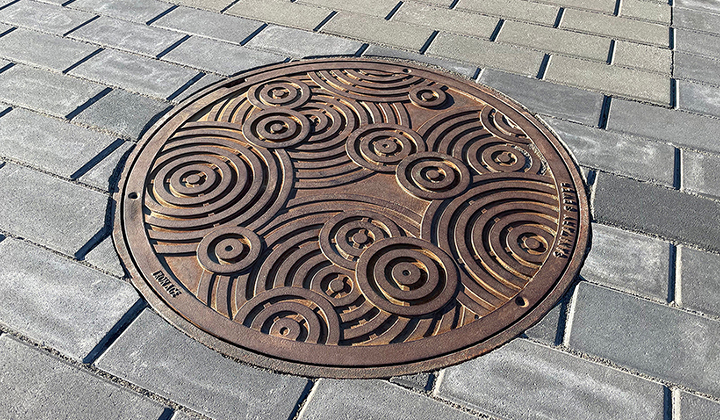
[113, 57, 591, 378]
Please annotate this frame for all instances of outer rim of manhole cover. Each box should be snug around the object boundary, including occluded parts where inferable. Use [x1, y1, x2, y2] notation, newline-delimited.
[114, 57, 590, 378]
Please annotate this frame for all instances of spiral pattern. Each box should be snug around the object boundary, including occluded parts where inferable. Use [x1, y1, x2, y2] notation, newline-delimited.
[197, 226, 263, 274]
[396, 152, 471, 200]
[242, 107, 311, 148]
[356, 237, 459, 316]
[247, 78, 312, 109]
[309, 68, 428, 102]
[409, 85, 447, 108]
[346, 123, 426, 172]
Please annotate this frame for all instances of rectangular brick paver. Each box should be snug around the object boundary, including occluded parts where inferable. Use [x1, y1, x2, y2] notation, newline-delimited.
[543, 0, 615, 13]
[682, 149, 720, 199]
[246, 25, 363, 58]
[78, 140, 133, 192]
[96, 309, 310, 420]
[0, 28, 98, 72]
[363, 45, 478, 79]
[0, 0, 95, 35]
[561, 9, 669, 46]
[391, 2, 498, 39]
[679, 246, 720, 318]
[436, 338, 665, 420]
[83, 235, 126, 278]
[322, 12, 434, 52]
[613, 41, 672, 74]
[675, 29, 720, 60]
[68, 0, 172, 23]
[298, 0, 399, 17]
[169, 0, 234, 12]
[675, 52, 720, 86]
[679, 392, 720, 419]
[151, 6, 264, 45]
[674, 6, 720, 35]
[0, 238, 140, 361]
[0, 336, 166, 418]
[498, 20, 611, 62]
[675, 0, 720, 13]
[226, 0, 333, 31]
[455, 0, 560, 25]
[568, 282, 720, 398]
[620, 0, 671, 24]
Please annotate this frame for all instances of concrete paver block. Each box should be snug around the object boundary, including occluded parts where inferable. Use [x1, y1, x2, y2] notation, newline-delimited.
[568, 282, 720, 398]
[69, 0, 172, 23]
[0, 0, 95, 35]
[300, 379, 477, 420]
[226, 0, 333, 31]
[162, 35, 286, 76]
[543, 116, 675, 185]
[561, 8, 669, 46]
[84, 235, 127, 278]
[676, 0, 720, 14]
[68, 16, 187, 57]
[0, 107, 118, 178]
[682, 149, 720, 199]
[78, 139, 133, 192]
[480, 69, 603, 126]
[152, 5, 264, 45]
[0, 238, 140, 361]
[544, 0, 615, 13]
[363, 45, 478, 79]
[674, 6, 720, 36]
[299, 0, 399, 17]
[524, 300, 563, 344]
[620, 0, 671, 24]
[455, 0, 559, 25]
[96, 309, 310, 420]
[392, 2, 498, 39]
[679, 392, 720, 420]
[680, 246, 720, 318]
[0, 64, 106, 118]
[69, 49, 199, 99]
[436, 338, 665, 420]
[613, 41, 672, 74]
[389, 373, 433, 391]
[580, 223, 669, 300]
[498, 20, 611, 62]
[675, 29, 720, 60]
[246, 25, 362, 58]
[168, 0, 234, 12]
[675, 51, 720, 86]
[678, 79, 720, 118]
[0, 163, 108, 255]
[593, 172, 720, 253]
[0, 336, 166, 418]
[0, 28, 97, 72]
[322, 11, 435, 52]
[170, 72, 224, 103]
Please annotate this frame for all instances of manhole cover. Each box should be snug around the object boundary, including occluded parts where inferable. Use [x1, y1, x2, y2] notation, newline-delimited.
[114, 58, 589, 378]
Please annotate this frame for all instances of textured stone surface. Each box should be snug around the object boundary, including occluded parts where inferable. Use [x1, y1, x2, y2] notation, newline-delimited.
[455, 0, 559, 25]
[676, 29, 720, 60]
[543, 116, 675, 185]
[96, 309, 310, 420]
[68, 0, 172, 23]
[389, 373, 433, 391]
[675, 52, 720, 86]
[683, 149, 720, 198]
[428, 32, 544, 76]
[0, 238, 140, 360]
[168, 0, 234, 12]
[524, 300, 564, 344]
[322, 12, 434, 51]
[675, 6, 720, 35]
[561, 9, 669, 46]
[363, 45, 478, 79]
[78, 140, 133, 192]
[607, 99, 720, 153]
[580, 223, 669, 300]
[0, 0, 95, 35]
[498, 21, 611, 62]
[392, 2, 498, 38]
[152, 5, 264, 44]
[0, 28, 97, 71]
[0, 64, 105, 118]
[680, 246, 720, 317]
[568, 282, 720, 397]
[170, 72, 224, 103]
[226, 0, 332, 31]
[613, 41, 672, 74]
[0, 336, 166, 418]
[162, 35, 285, 76]
[0, 164, 108, 255]
[621, 0, 671, 23]
[84, 235, 127, 278]
[679, 392, 720, 420]
[68, 16, 186, 57]
[593, 172, 720, 252]
[300, 379, 477, 420]
[299, 0, 399, 17]
[0, 108, 117, 178]
[676, 0, 720, 13]
[545, 55, 670, 104]
[246, 25, 362, 58]
[73, 89, 170, 139]
[70, 49, 198, 99]
[545, 0, 615, 13]
[480, 69, 603, 126]
[678, 79, 720, 118]
[436, 338, 665, 420]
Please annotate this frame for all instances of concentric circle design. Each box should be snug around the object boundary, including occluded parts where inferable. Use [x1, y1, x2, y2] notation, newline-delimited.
[115, 58, 590, 379]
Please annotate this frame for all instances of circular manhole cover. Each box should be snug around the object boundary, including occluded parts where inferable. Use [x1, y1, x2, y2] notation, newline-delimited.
[114, 58, 590, 378]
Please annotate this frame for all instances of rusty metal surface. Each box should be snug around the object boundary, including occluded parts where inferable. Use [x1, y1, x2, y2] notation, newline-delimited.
[114, 58, 590, 378]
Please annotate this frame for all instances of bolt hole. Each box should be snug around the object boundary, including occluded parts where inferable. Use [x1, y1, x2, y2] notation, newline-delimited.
[402, 270, 410, 276]
[128, 192, 138, 199]
[403, 68, 410, 73]
[515, 296, 528, 307]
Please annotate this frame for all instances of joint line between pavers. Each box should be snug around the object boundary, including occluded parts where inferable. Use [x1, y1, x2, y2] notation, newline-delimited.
[313, 11, 337, 32]
[671, 387, 681, 419]
[65, 86, 113, 120]
[62, 0, 77, 6]
[561, 280, 580, 347]
[614, 0, 622, 16]
[63, 47, 104, 74]
[146, 4, 178, 26]
[70, 137, 126, 180]
[489, 19, 504, 42]
[0, 25, 15, 39]
[448, 0, 459, 10]
[553, 7, 564, 28]
[667, 243, 677, 304]
[240, 23, 268, 46]
[294, 381, 319, 420]
[156, 407, 174, 420]
[83, 298, 147, 364]
[419, 30, 438, 55]
[664, 386, 673, 420]
[0, 0, 19, 11]
[536, 54, 551, 79]
[606, 40, 616, 65]
[673, 148, 682, 189]
[598, 96, 612, 129]
[385, 1, 403, 20]
[156, 34, 191, 59]
[166, 72, 206, 102]
[674, 246, 683, 306]
[63, 14, 100, 37]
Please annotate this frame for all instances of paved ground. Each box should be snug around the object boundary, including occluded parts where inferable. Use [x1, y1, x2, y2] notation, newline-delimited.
[0, 0, 719, 418]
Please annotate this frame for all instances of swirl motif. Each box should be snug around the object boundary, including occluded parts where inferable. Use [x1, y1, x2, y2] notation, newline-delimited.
[396, 152, 471, 200]
[409, 85, 447, 108]
[346, 123, 426, 172]
[356, 237, 459, 316]
[197, 226, 262, 274]
[242, 107, 311, 148]
[247, 77, 312, 109]
[309, 68, 428, 102]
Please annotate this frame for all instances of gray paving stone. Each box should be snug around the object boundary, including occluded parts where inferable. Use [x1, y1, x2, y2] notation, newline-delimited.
[680, 246, 720, 317]
[436, 338, 665, 420]
[96, 309, 309, 420]
[480, 69, 603, 126]
[0, 336, 166, 418]
[68, 16, 186, 57]
[152, 5, 264, 44]
[580, 223, 669, 300]
[561, 8, 669, 46]
[679, 392, 720, 420]
[607, 98, 720, 153]
[226, 0, 332, 32]
[0, 28, 97, 72]
[162, 35, 285, 76]
[621, 0, 671, 23]
[300, 379, 477, 420]
[0, 238, 140, 360]
[73, 89, 170, 139]
[613, 41, 672, 74]
[0, 0, 95, 35]
[676, 0, 720, 14]
[389, 373, 433, 391]
[70, 49, 199, 99]
[84, 235, 126, 278]
[322, 11, 435, 52]
[0, 21, 10, 34]
[0, 163, 107, 255]
[392, 2, 498, 39]
[683, 149, 720, 198]
[363, 45, 478, 79]
[593, 172, 720, 252]
[78, 139, 133, 192]
[69, 0, 172, 23]
[524, 300, 563, 344]
[0, 108, 118, 178]
[545, 55, 670, 104]
[543, 0, 615, 13]
[247, 25, 362, 58]
[170, 72, 224, 103]
[0, 64, 105, 118]
[498, 21, 611, 62]
[169, 0, 234, 12]
[455, 0, 559, 25]
[568, 282, 720, 397]
[675, 52, 720, 86]
[543, 116, 675, 185]
[299, 0, 398, 17]
[676, 29, 720, 60]
[428, 32, 545, 76]
[674, 6, 720, 36]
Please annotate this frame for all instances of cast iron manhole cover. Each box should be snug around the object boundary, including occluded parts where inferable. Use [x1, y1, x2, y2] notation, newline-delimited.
[115, 58, 589, 378]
